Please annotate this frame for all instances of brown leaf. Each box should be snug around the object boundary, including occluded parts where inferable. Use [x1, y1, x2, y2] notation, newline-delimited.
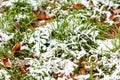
[19, 65, 29, 77]
[109, 9, 120, 21]
[36, 11, 46, 20]
[14, 21, 20, 29]
[104, 26, 120, 39]
[3, 57, 11, 67]
[70, 74, 80, 79]
[109, 14, 115, 21]
[46, 14, 55, 19]
[12, 42, 21, 52]
[29, 25, 38, 30]
[9, 77, 14, 80]
[72, 3, 85, 9]
[59, 73, 64, 78]
[51, 4, 57, 9]
[80, 68, 86, 74]
[7, 42, 21, 58]
[19, 66, 26, 73]
[89, 2, 94, 8]
[94, 59, 101, 66]
[112, 9, 120, 15]
[52, 72, 58, 79]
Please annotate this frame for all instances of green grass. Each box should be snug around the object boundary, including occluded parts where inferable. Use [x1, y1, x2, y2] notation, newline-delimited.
[0, 0, 120, 80]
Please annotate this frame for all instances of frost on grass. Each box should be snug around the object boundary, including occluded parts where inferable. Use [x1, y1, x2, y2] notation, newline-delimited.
[0, 30, 14, 46]
[28, 58, 77, 80]
[0, 69, 11, 80]
[0, 0, 120, 80]
[23, 15, 99, 79]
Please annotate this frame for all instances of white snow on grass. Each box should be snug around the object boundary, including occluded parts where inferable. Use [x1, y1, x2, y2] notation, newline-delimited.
[0, 30, 14, 45]
[0, 0, 120, 80]
[0, 69, 11, 80]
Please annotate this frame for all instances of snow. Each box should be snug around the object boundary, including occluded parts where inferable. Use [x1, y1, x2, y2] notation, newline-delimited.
[0, 69, 11, 80]
[0, 30, 14, 44]
[0, 0, 120, 80]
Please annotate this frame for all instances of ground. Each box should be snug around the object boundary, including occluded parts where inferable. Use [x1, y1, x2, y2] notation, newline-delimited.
[0, 0, 120, 80]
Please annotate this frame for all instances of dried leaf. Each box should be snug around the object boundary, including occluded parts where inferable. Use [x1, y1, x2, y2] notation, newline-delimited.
[9, 77, 14, 80]
[19, 65, 29, 77]
[109, 14, 115, 21]
[80, 68, 86, 74]
[46, 14, 55, 19]
[51, 4, 57, 9]
[94, 59, 101, 66]
[7, 42, 21, 58]
[109, 9, 120, 21]
[3, 57, 11, 67]
[89, 2, 94, 8]
[59, 73, 64, 78]
[36, 11, 46, 20]
[70, 74, 80, 79]
[14, 21, 20, 29]
[12, 42, 21, 52]
[112, 9, 120, 15]
[72, 3, 85, 9]
[52, 72, 58, 79]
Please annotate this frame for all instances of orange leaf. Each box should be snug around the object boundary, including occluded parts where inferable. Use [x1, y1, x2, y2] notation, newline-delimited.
[12, 42, 21, 52]
[72, 3, 85, 9]
[3, 57, 11, 67]
[36, 11, 46, 20]
[109, 14, 115, 20]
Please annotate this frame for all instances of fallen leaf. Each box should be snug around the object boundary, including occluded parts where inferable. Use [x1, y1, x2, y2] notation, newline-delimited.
[36, 11, 46, 20]
[70, 74, 80, 79]
[9, 77, 14, 80]
[72, 3, 85, 9]
[12, 42, 21, 52]
[59, 73, 64, 78]
[8, 42, 21, 58]
[3, 57, 11, 67]
[46, 14, 55, 19]
[112, 9, 120, 15]
[94, 59, 101, 66]
[109, 14, 115, 21]
[51, 4, 57, 9]
[52, 72, 58, 79]
[14, 21, 20, 29]
[89, 2, 94, 8]
[109, 9, 120, 21]
[80, 68, 86, 74]
[19, 64, 30, 77]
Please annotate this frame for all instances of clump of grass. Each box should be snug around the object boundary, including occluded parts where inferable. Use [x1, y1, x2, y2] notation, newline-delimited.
[51, 18, 70, 41]
[0, 0, 36, 32]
